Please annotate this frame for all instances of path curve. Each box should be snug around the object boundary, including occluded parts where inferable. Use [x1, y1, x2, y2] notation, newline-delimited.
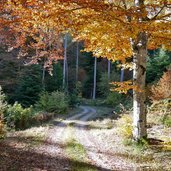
[74, 106, 134, 171]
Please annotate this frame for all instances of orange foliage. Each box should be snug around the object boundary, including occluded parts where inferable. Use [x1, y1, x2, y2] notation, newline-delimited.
[3, 0, 171, 90]
[151, 69, 171, 101]
[6, 0, 171, 61]
[110, 80, 142, 94]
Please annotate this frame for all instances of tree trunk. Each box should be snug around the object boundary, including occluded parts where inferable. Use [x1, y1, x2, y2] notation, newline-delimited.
[93, 57, 97, 100]
[76, 42, 79, 82]
[120, 68, 124, 82]
[42, 60, 46, 90]
[108, 60, 111, 81]
[66, 53, 68, 93]
[132, 32, 148, 141]
[63, 34, 67, 89]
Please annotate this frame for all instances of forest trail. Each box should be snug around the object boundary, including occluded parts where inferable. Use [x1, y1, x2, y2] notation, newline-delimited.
[64, 106, 134, 171]
[0, 106, 153, 171]
[45, 105, 134, 171]
[75, 106, 132, 171]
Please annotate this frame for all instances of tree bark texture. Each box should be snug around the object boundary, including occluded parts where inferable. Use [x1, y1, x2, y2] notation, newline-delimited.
[108, 60, 111, 81]
[63, 34, 67, 89]
[76, 42, 79, 82]
[132, 32, 148, 140]
[93, 57, 97, 100]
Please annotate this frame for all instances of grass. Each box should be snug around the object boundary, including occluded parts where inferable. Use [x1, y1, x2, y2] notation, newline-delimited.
[66, 138, 97, 171]
[64, 126, 97, 171]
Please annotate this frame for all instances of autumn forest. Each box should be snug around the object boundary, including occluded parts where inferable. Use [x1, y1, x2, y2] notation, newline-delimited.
[0, 0, 171, 171]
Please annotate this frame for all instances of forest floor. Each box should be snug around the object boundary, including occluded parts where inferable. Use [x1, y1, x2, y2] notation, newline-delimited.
[0, 106, 171, 171]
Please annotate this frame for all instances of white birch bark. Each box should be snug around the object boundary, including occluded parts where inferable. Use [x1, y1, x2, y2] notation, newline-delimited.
[93, 57, 97, 100]
[107, 60, 111, 81]
[120, 68, 124, 82]
[42, 60, 46, 90]
[76, 42, 79, 82]
[132, 0, 148, 141]
[63, 34, 67, 89]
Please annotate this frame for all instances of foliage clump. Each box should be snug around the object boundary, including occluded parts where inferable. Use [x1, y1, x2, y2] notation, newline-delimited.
[0, 86, 7, 137]
[106, 92, 124, 107]
[13, 65, 43, 107]
[151, 69, 171, 101]
[36, 91, 68, 113]
[4, 102, 33, 130]
[148, 69, 171, 127]
[147, 49, 171, 84]
[117, 114, 133, 139]
[148, 99, 171, 127]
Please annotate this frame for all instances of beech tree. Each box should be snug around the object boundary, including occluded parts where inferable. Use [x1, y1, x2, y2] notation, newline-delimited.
[7, 0, 171, 141]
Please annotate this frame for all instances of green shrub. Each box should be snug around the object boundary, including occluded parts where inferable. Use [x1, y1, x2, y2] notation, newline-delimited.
[148, 99, 171, 126]
[105, 92, 124, 107]
[69, 93, 80, 107]
[0, 86, 7, 114]
[161, 114, 171, 127]
[117, 114, 133, 139]
[0, 86, 7, 137]
[4, 102, 33, 130]
[36, 91, 68, 113]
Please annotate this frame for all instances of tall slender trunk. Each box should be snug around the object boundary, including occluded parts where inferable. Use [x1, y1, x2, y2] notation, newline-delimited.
[42, 60, 46, 90]
[120, 68, 124, 82]
[108, 60, 111, 81]
[63, 34, 67, 89]
[76, 42, 79, 82]
[132, 32, 148, 140]
[66, 53, 68, 93]
[131, 0, 148, 141]
[93, 57, 97, 100]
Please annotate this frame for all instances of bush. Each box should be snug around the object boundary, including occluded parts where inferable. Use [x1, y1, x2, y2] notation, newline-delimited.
[105, 92, 124, 107]
[147, 99, 171, 126]
[150, 69, 171, 101]
[69, 93, 80, 107]
[0, 86, 7, 114]
[36, 91, 69, 113]
[0, 120, 5, 138]
[117, 114, 133, 139]
[32, 111, 55, 125]
[161, 114, 171, 127]
[4, 102, 33, 130]
[0, 86, 7, 137]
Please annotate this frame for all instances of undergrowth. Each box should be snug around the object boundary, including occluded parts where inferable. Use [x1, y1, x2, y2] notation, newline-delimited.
[65, 126, 97, 171]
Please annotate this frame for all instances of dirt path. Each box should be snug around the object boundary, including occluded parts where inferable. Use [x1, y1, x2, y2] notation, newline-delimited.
[0, 106, 98, 171]
[1, 106, 157, 171]
[1, 105, 170, 171]
[72, 106, 134, 171]
[35, 105, 134, 170]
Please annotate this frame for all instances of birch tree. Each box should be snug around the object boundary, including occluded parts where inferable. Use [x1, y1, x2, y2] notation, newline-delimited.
[76, 42, 79, 83]
[63, 34, 68, 90]
[93, 57, 97, 100]
[108, 60, 111, 81]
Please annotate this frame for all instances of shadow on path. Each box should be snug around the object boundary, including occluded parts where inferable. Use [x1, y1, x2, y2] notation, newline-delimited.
[0, 137, 114, 171]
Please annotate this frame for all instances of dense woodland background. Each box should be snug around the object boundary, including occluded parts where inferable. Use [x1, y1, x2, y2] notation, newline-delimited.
[0, 36, 171, 130]
[1, 40, 171, 105]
